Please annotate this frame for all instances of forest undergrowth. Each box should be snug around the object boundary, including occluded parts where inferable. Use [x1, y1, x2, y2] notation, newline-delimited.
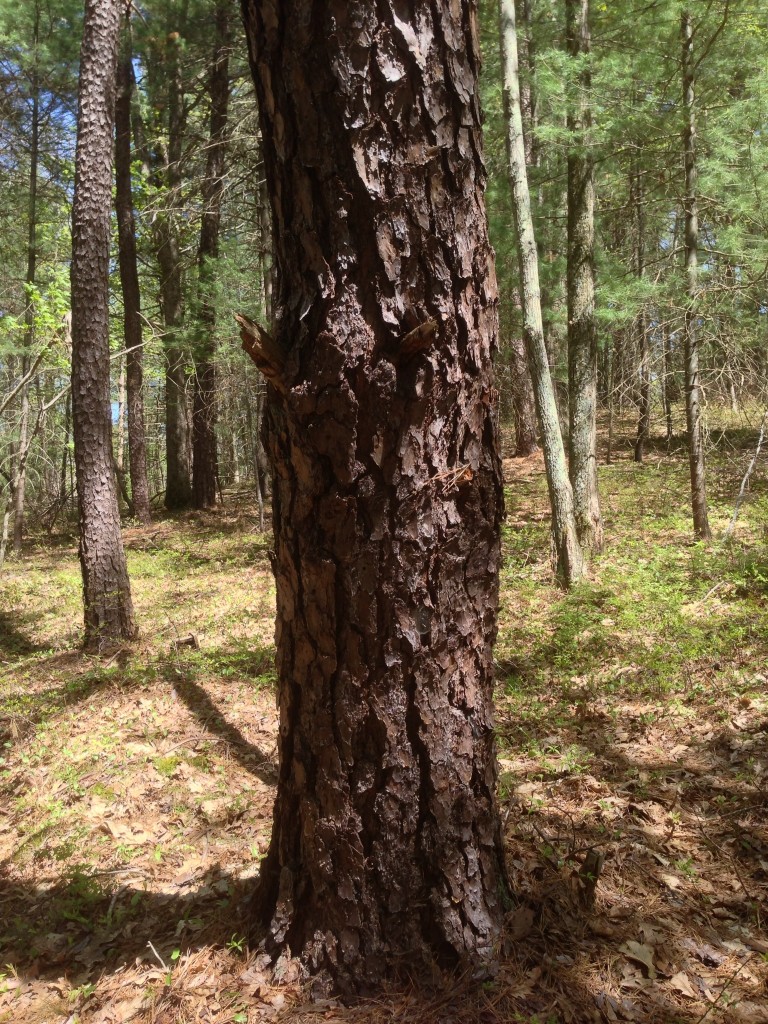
[1, 418, 767, 1024]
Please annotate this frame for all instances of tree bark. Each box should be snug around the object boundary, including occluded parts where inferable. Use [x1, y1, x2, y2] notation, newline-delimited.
[192, 5, 229, 511]
[566, 0, 603, 552]
[71, 0, 136, 648]
[499, 0, 584, 585]
[12, 1, 40, 557]
[241, 0, 508, 988]
[149, 20, 192, 511]
[632, 164, 650, 463]
[681, 11, 712, 540]
[508, 331, 539, 457]
[115, 25, 151, 524]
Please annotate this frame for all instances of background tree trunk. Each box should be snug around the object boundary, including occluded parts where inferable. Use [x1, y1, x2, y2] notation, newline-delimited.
[11, 1, 40, 556]
[71, 0, 136, 648]
[115, 25, 151, 524]
[498, 0, 584, 586]
[192, 5, 229, 511]
[150, 21, 192, 511]
[632, 163, 650, 463]
[242, 0, 508, 988]
[566, 0, 603, 552]
[508, 330, 539, 457]
[681, 11, 712, 540]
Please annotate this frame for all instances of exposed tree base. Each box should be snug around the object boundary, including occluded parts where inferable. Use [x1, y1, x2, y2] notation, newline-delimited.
[249, 853, 508, 994]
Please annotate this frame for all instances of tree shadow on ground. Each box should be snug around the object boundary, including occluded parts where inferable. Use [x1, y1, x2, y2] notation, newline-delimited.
[0, 654, 119, 767]
[0, 610, 49, 659]
[168, 671, 277, 785]
[0, 863, 253, 974]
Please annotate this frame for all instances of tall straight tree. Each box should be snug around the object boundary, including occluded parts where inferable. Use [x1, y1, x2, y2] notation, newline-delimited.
[241, 0, 508, 988]
[9, 0, 41, 555]
[498, 0, 584, 586]
[508, 331, 538, 457]
[681, 10, 711, 540]
[147, 23, 193, 510]
[632, 160, 650, 463]
[115, 18, 151, 524]
[71, 0, 136, 647]
[192, 4, 230, 510]
[565, 0, 602, 552]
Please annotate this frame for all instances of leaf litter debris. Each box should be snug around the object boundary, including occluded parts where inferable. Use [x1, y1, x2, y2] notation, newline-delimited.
[1, 456, 768, 1022]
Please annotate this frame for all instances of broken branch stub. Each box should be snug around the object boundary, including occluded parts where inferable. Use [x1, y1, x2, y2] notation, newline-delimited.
[235, 313, 286, 392]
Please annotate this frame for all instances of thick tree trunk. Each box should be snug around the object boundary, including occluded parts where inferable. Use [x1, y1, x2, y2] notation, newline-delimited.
[499, 0, 584, 585]
[566, 0, 603, 552]
[71, 0, 136, 648]
[192, 6, 229, 511]
[681, 11, 712, 540]
[241, 0, 508, 988]
[115, 28, 151, 524]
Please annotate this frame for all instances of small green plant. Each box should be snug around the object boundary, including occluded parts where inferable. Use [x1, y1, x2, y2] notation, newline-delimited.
[70, 981, 97, 1002]
[226, 933, 247, 954]
[153, 755, 180, 777]
[675, 856, 697, 878]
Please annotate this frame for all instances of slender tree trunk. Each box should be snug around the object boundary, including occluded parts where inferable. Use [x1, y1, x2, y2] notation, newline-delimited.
[71, 0, 136, 648]
[115, 27, 151, 524]
[244, 370, 265, 530]
[606, 332, 614, 465]
[566, 0, 603, 552]
[662, 327, 674, 442]
[509, 331, 539, 457]
[681, 11, 711, 540]
[241, 0, 508, 988]
[499, 0, 584, 585]
[192, 6, 229, 510]
[59, 390, 71, 504]
[506, 26, 538, 461]
[116, 356, 126, 472]
[633, 165, 650, 463]
[149, 18, 192, 511]
[12, 4, 40, 556]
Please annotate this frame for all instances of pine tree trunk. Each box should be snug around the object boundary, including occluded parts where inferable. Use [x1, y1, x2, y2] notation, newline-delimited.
[509, 331, 539, 457]
[662, 327, 674, 442]
[150, 24, 192, 511]
[115, 28, 151, 525]
[499, 0, 584, 585]
[681, 11, 712, 540]
[12, 4, 40, 556]
[192, 6, 229, 511]
[633, 165, 650, 463]
[71, 0, 136, 648]
[566, 0, 603, 552]
[241, 0, 508, 988]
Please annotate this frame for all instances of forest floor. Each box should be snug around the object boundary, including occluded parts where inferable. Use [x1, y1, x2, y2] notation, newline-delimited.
[1, 419, 767, 1024]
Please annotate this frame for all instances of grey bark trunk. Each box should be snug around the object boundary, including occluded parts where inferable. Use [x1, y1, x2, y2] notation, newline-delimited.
[566, 0, 603, 552]
[499, 0, 584, 585]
